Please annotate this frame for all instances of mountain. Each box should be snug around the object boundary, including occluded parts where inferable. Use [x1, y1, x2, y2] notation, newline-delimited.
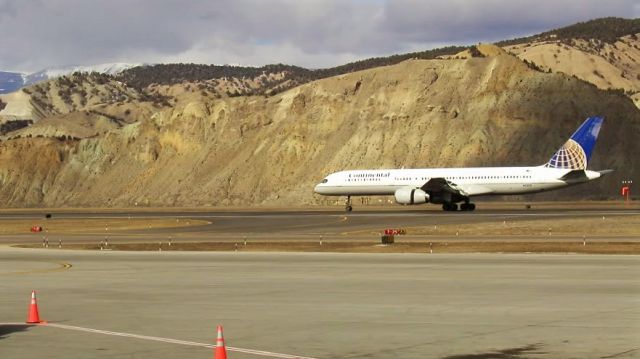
[0, 71, 165, 137]
[0, 72, 26, 94]
[0, 18, 638, 207]
[496, 17, 640, 46]
[116, 46, 466, 97]
[0, 63, 140, 94]
[0, 43, 638, 207]
[113, 18, 640, 108]
[498, 18, 640, 108]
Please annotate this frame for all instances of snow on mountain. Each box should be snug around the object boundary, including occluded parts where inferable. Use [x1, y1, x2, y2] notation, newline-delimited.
[0, 71, 26, 94]
[31, 62, 141, 80]
[0, 63, 141, 94]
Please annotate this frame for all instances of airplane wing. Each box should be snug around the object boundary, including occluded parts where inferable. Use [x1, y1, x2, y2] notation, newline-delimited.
[420, 178, 463, 194]
[420, 178, 493, 197]
[457, 184, 494, 196]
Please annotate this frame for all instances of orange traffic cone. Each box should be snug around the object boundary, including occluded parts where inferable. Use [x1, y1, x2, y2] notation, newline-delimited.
[26, 290, 41, 324]
[214, 325, 228, 359]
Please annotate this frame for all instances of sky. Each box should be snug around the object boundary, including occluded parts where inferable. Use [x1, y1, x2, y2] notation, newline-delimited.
[0, 0, 639, 72]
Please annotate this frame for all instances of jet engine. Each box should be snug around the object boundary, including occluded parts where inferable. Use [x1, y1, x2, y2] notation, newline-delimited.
[394, 188, 430, 205]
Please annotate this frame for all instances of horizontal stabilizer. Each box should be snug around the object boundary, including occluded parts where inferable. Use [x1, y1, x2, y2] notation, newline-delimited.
[560, 170, 588, 182]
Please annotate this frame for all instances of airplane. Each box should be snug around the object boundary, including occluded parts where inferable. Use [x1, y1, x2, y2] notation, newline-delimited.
[314, 116, 612, 212]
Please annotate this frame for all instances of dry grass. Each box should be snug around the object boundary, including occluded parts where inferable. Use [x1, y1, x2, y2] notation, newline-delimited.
[17, 240, 640, 255]
[347, 214, 640, 237]
[0, 218, 209, 235]
[5, 202, 640, 254]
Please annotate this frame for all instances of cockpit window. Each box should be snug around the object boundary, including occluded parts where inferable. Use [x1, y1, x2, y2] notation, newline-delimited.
[322, 178, 328, 183]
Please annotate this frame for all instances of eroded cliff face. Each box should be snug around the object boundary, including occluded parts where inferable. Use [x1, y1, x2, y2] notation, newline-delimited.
[0, 49, 638, 207]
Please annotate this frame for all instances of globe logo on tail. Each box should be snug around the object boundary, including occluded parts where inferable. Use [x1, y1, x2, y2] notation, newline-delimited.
[545, 139, 587, 170]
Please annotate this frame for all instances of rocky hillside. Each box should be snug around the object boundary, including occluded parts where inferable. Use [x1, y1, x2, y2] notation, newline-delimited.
[0, 72, 166, 139]
[0, 43, 638, 207]
[504, 35, 640, 107]
[118, 63, 313, 98]
[115, 46, 468, 99]
[500, 18, 640, 108]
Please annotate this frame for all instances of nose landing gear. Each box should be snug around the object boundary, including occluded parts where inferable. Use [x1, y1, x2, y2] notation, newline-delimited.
[345, 196, 353, 212]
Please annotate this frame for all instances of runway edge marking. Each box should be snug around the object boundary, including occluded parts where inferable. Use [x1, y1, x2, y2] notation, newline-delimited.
[43, 323, 319, 359]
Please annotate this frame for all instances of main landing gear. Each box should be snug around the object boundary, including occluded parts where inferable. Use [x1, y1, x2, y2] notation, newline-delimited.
[460, 202, 476, 211]
[442, 202, 476, 211]
[345, 196, 353, 212]
[442, 203, 458, 211]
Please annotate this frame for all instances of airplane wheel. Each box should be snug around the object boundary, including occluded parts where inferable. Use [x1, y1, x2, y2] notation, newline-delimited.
[460, 203, 475, 211]
[442, 203, 458, 211]
[346, 205, 353, 212]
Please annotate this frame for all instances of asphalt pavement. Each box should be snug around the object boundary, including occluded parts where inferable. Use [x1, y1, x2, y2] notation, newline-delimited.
[1, 248, 639, 359]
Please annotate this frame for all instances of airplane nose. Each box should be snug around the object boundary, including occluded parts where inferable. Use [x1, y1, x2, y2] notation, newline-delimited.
[314, 184, 329, 194]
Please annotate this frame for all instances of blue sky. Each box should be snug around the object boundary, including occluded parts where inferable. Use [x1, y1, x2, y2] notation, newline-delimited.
[0, 0, 638, 72]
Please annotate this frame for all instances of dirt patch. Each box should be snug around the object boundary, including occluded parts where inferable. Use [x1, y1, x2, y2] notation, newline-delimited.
[0, 218, 208, 235]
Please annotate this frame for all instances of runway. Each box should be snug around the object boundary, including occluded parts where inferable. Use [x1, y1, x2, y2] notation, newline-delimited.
[0, 248, 639, 358]
[1, 205, 640, 245]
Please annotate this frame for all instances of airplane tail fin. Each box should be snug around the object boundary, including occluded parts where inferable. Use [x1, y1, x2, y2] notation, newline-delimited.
[544, 116, 604, 170]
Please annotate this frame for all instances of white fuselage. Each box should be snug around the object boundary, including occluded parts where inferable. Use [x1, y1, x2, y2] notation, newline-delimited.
[314, 166, 604, 197]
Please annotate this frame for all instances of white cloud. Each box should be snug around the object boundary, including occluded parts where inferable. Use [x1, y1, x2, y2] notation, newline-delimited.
[0, 0, 636, 71]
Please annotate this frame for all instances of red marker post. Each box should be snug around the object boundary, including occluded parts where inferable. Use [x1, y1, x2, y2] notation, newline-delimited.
[621, 186, 629, 199]
[621, 180, 633, 203]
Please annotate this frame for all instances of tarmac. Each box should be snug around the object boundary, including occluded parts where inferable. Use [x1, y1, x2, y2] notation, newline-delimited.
[1, 248, 639, 358]
[1, 205, 639, 358]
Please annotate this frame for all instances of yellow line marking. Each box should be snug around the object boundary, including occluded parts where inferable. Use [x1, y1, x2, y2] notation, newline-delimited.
[0, 261, 72, 276]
